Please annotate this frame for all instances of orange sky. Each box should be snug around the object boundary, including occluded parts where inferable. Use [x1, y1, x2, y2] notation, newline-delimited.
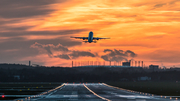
[1, 0, 180, 68]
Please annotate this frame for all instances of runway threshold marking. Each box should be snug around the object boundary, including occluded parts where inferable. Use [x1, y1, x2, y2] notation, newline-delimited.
[83, 84, 111, 101]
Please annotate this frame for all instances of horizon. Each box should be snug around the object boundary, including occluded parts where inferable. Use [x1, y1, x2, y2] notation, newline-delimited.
[0, 61, 178, 69]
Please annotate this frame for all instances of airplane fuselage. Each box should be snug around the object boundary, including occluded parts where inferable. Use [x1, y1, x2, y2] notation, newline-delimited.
[88, 31, 93, 43]
[70, 31, 109, 43]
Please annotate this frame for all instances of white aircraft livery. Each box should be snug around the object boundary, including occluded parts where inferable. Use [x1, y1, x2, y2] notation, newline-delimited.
[71, 31, 110, 43]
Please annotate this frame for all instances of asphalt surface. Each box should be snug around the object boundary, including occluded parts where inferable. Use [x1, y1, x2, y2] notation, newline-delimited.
[16, 83, 178, 101]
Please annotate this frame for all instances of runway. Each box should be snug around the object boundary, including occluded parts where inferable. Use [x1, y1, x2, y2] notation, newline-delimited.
[17, 83, 178, 101]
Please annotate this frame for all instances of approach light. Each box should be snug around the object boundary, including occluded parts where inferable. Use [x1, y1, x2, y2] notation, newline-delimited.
[2, 95, 4, 98]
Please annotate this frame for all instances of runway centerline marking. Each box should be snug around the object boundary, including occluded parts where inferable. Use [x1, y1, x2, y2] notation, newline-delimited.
[83, 84, 111, 101]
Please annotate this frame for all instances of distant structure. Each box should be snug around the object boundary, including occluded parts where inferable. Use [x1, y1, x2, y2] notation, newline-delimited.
[149, 64, 159, 71]
[162, 66, 166, 70]
[14, 75, 20, 80]
[29, 61, 31, 66]
[72, 60, 145, 68]
[138, 76, 151, 81]
[170, 67, 180, 71]
[138, 61, 140, 67]
[72, 61, 73, 67]
[122, 62, 130, 66]
[135, 61, 137, 67]
[131, 61, 133, 66]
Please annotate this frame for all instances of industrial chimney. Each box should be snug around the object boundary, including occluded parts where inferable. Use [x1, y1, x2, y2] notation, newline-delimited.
[29, 61, 31, 66]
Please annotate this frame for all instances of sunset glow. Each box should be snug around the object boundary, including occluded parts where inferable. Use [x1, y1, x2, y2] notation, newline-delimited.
[1, 0, 180, 67]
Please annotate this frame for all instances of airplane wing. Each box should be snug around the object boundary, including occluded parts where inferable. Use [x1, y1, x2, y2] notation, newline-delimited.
[93, 37, 110, 40]
[70, 37, 88, 40]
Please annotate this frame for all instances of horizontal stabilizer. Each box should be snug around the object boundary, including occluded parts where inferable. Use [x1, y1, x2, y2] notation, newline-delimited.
[83, 41, 96, 43]
[83, 41, 89, 43]
[93, 37, 110, 40]
[70, 37, 88, 40]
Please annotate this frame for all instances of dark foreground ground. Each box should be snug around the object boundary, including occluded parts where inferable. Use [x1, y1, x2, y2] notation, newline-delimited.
[107, 81, 180, 96]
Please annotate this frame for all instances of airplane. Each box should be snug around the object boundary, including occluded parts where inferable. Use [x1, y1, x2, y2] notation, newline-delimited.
[70, 31, 110, 43]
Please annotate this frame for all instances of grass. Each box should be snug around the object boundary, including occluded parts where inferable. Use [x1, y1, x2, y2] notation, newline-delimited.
[0, 82, 62, 100]
[107, 81, 180, 96]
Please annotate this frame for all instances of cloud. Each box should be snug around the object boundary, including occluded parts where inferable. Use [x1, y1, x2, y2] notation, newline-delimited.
[104, 49, 113, 52]
[125, 50, 137, 57]
[110, 56, 128, 62]
[31, 43, 137, 62]
[104, 49, 126, 57]
[0, 40, 40, 64]
[0, 27, 84, 65]
[54, 54, 70, 60]
[101, 55, 127, 62]
[169, 0, 180, 5]
[142, 50, 180, 63]
[69, 51, 96, 59]
[0, 29, 85, 47]
[0, 0, 66, 18]
[2, 0, 180, 67]
[101, 49, 137, 62]
[31, 42, 96, 60]
[31, 42, 69, 56]
[154, 3, 166, 8]
[0, 28, 87, 37]
[53, 51, 97, 60]
[0, 0, 60, 6]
